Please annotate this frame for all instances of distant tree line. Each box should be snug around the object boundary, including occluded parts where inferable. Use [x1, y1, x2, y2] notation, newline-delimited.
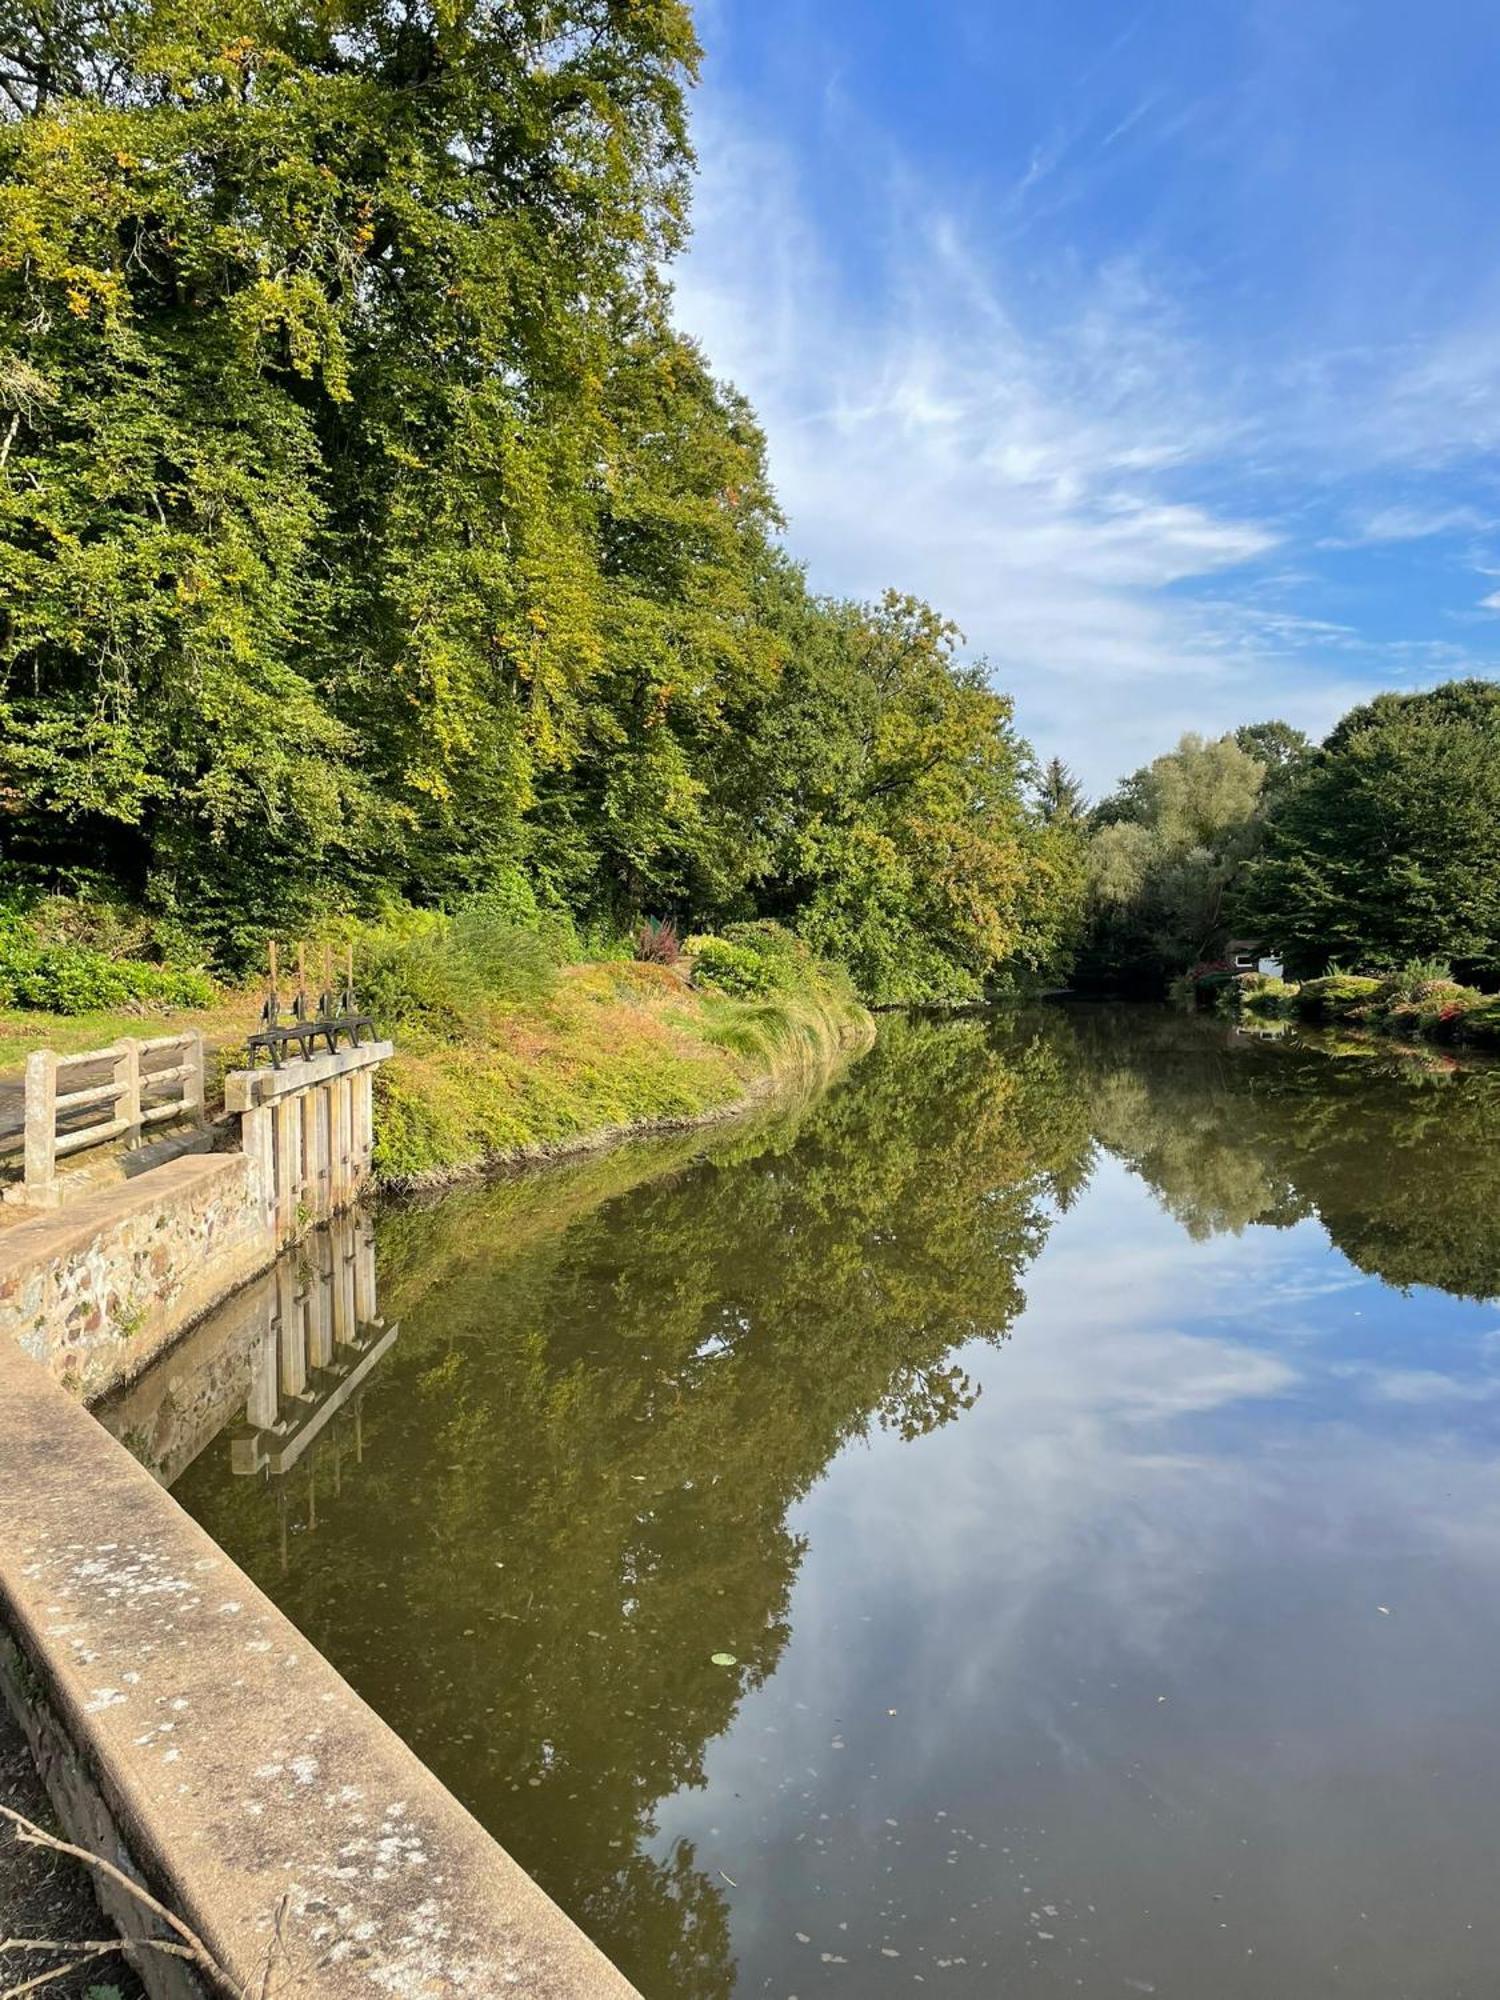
[1073, 679, 1500, 994]
[0, 0, 1078, 1000]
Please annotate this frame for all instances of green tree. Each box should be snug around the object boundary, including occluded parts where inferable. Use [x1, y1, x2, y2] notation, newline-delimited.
[1243, 680, 1500, 980]
[1079, 732, 1266, 991]
[0, 0, 704, 954]
[702, 588, 1074, 1001]
[1233, 719, 1313, 795]
[1036, 755, 1087, 823]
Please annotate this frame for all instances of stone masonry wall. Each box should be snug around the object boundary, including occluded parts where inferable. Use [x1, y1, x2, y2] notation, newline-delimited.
[0, 1153, 272, 1401]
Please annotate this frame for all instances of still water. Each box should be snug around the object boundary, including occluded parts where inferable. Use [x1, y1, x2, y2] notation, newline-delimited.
[112, 1008, 1500, 1997]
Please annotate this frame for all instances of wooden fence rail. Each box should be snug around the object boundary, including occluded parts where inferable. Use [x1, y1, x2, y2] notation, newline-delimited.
[17, 1032, 205, 1205]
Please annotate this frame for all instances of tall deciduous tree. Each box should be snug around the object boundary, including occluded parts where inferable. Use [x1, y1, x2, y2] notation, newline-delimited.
[1079, 732, 1266, 991]
[1242, 680, 1500, 980]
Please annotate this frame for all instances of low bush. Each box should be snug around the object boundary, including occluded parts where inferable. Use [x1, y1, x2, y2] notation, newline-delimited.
[1453, 995, 1500, 1049]
[1292, 974, 1383, 1021]
[687, 920, 853, 1005]
[686, 934, 776, 999]
[0, 903, 217, 1015]
[1238, 973, 1298, 1018]
[1379, 977, 1484, 1038]
[356, 891, 574, 1039]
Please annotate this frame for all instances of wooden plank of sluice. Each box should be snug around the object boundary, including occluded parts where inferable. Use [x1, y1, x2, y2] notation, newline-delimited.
[301, 1086, 323, 1220]
[353, 1069, 375, 1181]
[240, 1102, 276, 1231]
[277, 1261, 308, 1399]
[274, 1095, 301, 1243]
[246, 1320, 280, 1434]
[330, 1075, 352, 1209]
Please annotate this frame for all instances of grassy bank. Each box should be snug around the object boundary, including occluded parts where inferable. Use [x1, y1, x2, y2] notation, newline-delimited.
[0, 896, 875, 1186]
[372, 959, 872, 1187]
[1229, 967, 1500, 1050]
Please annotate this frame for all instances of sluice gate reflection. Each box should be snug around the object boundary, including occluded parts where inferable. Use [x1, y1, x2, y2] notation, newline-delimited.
[229, 1212, 397, 1481]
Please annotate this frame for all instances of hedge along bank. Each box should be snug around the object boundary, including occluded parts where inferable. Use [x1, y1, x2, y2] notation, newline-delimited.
[1229, 966, 1500, 1050]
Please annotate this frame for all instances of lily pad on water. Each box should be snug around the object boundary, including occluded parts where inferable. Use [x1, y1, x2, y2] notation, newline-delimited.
[710, 1651, 738, 1667]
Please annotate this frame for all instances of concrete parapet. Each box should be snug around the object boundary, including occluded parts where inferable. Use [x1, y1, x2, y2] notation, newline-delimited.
[0, 1334, 642, 1999]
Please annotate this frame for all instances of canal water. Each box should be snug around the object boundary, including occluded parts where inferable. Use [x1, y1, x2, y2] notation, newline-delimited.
[112, 1007, 1500, 1997]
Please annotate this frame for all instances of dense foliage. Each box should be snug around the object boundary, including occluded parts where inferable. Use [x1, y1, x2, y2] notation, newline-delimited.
[0, 0, 1074, 1002]
[1240, 681, 1500, 981]
[1079, 680, 1500, 997]
[1076, 729, 1273, 993]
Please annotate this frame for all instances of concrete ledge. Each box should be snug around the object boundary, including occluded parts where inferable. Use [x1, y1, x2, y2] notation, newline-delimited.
[0, 1337, 641, 1998]
[224, 1044, 394, 1113]
[0, 1154, 269, 1399]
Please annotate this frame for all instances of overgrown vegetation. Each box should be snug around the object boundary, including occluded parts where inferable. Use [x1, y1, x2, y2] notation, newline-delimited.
[1227, 963, 1500, 1051]
[1076, 682, 1500, 1000]
[0, 0, 1495, 1030]
[0, 0, 1078, 1007]
[371, 917, 871, 1185]
[0, 897, 214, 1012]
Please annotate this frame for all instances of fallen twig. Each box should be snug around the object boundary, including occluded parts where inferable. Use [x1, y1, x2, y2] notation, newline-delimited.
[0, 1805, 232, 1991]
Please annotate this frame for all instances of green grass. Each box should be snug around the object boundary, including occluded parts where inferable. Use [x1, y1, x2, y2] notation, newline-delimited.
[0, 930, 875, 1186]
[0, 990, 260, 1072]
[371, 961, 873, 1188]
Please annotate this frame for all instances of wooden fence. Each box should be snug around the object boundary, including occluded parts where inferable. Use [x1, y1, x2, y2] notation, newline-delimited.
[16, 1032, 206, 1204]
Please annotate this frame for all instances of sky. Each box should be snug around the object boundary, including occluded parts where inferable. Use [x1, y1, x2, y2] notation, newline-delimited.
[673, 0, 1500, 794]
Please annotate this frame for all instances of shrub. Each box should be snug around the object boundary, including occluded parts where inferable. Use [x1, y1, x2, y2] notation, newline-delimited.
[1238, 973, 1297, 1018]
[356, 892, 571, 1039]
[1293, 974, 1383, 1021]
[0, 933, 216, 1014]
[635, 918, 681, 966]
[685, 934, 776, 999]
[1453, 995, 1500, 1049]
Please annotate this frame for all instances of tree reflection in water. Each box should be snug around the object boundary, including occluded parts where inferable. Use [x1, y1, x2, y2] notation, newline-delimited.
[166, 1006, 1500, 1994]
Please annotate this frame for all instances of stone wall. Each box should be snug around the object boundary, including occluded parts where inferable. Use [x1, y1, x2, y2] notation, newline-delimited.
[0, 1335, 642, 2000]
[0, 1042, 391, 1403]
[0, 1154, 269, 1400]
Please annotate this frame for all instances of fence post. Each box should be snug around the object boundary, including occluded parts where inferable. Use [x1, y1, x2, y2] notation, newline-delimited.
[184, 1031, 206, 1127]
[114, 1039, 142, 1149]
[23, 1049, 58, 1201]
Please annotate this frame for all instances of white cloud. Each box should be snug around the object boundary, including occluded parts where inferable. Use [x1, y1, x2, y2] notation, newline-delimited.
[672, 96, 1500, 789]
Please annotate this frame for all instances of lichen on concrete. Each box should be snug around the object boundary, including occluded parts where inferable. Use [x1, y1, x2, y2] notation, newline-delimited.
[0, 1335, 642, 1998]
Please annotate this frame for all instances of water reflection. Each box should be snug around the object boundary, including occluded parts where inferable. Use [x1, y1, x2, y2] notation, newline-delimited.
[144, 1009, 1500, 1997]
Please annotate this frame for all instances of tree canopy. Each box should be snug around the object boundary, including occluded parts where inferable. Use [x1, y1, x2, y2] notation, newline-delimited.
[0, 0, 1073, 999]
[1243, 681, 1500, 980]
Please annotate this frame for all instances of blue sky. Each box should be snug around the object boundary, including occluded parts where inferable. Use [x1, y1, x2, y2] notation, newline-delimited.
[674, 0, 1500, 792]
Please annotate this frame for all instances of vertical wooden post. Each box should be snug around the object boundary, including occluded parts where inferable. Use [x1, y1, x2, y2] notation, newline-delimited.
[353, 1217, 377, 1329]
[23, 1049, 57, 1201]
[241, 1103, 276, 1231]
[330, 1077, 352, 1210]
[301, 1088, 322, 1221]
[274, 1096, 300, 1245]
[115, 1039, 142, 1149]
[183, 1031, 206, 1127]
